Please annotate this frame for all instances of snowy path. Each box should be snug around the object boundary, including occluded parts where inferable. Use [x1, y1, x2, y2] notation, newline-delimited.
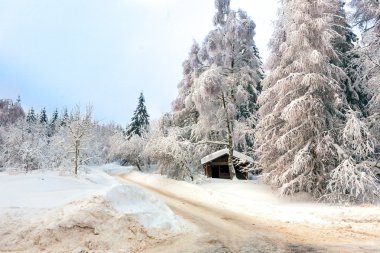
[116, 172, 380, 253]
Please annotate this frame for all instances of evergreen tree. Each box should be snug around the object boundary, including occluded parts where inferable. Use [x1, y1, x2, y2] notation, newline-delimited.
[329, 0, 366, 113]
[26, 108, 37, 124]
[256, 0, 353, 198]
[51, 109, 59, 124]
[39, 108, 48, 124]
[48, 108, 59, 137]
[126, 92, 150, 138]
[350, 0, 380, 145]
[255, 0, 379, 203]
[61, 108, 69, 126]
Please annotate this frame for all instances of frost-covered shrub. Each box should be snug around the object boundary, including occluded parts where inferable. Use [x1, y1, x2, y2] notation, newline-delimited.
[144, 124, 196, 181]
[109, 130, 148, 171]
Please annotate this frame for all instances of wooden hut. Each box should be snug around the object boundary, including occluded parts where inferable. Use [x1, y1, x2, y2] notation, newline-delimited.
[201, 149, 254, 180]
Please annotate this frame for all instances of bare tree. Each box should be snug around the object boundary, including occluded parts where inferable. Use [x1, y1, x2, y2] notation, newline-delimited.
[66, 105, 93, 175]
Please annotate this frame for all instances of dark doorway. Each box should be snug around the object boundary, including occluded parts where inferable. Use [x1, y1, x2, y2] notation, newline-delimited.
[212, 167, 219, 178]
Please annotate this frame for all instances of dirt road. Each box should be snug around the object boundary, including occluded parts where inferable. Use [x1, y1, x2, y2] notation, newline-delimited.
[117, 173, 380, 253]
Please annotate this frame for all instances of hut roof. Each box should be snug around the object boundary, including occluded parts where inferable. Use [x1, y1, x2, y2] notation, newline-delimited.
[201, 148, 254, 164]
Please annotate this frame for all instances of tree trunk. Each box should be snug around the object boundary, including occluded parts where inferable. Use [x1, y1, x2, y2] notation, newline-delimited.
[135, 160, 142, 171]
[222, 93, 237, 180]
[74, 139, 79, 175]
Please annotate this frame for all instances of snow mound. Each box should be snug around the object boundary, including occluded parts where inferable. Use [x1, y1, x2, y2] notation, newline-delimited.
[0, 195, 163, 253]
[0, 185, 187, 253]
[105, 184, 186, 232]
[0, 166, 190, 252]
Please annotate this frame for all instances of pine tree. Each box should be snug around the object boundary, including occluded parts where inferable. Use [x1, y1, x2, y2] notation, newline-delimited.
[26, 108, 37, 124]
[47, 109, 59, 137]
[126, 92, 150, 138]
[61, 108, 69, 126]
[51, 109, 59, 124]
[256, 0, 349, 197]
[39, 108, 48, 124]
[350, 0, 380, 145]
[329, 0, 366, 113]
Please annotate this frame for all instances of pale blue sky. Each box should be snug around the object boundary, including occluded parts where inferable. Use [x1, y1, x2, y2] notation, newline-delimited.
[0, 0, 278, 125]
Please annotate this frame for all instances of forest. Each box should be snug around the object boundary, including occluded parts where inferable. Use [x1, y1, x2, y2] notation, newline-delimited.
[1, 0, 380, 205]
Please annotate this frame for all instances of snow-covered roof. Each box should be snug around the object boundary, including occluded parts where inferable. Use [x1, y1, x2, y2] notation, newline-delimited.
[201, 148, 254, 164]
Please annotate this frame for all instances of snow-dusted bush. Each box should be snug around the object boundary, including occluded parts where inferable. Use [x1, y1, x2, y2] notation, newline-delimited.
[109, 130, 148, 171]
[144, 123, 196, 181]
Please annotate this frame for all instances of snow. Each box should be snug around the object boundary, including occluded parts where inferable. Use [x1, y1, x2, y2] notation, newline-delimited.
[0, 164, 188, 232]
[123, 171, 380, 229]
[1, 164, 378, 252]
[200, 148, 254, 164]
[0, 164, 191, 252]
[0, 171, 101, 210]
[106, 184, 186, 232]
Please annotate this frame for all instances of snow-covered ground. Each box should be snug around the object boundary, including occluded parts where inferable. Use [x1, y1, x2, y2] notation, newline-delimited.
[0, 164, 189, 253]
[1, 164, 379, 252]
[121, 171, 380, 235]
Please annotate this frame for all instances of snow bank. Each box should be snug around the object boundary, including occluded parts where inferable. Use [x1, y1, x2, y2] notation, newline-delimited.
[106, 184, 186, 232]
[0, 165, 189, 252]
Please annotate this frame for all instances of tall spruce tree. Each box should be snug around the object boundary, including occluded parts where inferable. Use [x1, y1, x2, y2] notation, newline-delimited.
[39, 108, 48, 124]
[329, 0, 367, 113]
[51, 109, 59, 124]
[61, 108, 69, 126]
[350, 0, 380, 145]
[256, 0, 379, 202]
[26, 108, 37, 124]
[48, 108, 59, 137]
[126, 92, 150, 138]
[256, 0, 351, 198]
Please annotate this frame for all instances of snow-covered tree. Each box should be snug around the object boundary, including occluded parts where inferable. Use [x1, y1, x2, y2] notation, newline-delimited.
[39, 108, 48, 124]
[190, 0, 262, 179]
[0, 121, 49, 171]
[65, 105, 93, 174]
[256, 0, 353, 198]
[48, 109, 59, 137]
[141, 0, 263, 180]
[110, 130, 148, 171]
[349, 0, 380, 146]
[0, 99, 25, 126]
[26, 108, 37, 124]
[255, 0, 379, 202]
[126, 92, 150, 139]
[330, 0, 367, 113]
[60, 108, 69, 126]
[172, 41, 202, 128]
[144, 121, 195, 180]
